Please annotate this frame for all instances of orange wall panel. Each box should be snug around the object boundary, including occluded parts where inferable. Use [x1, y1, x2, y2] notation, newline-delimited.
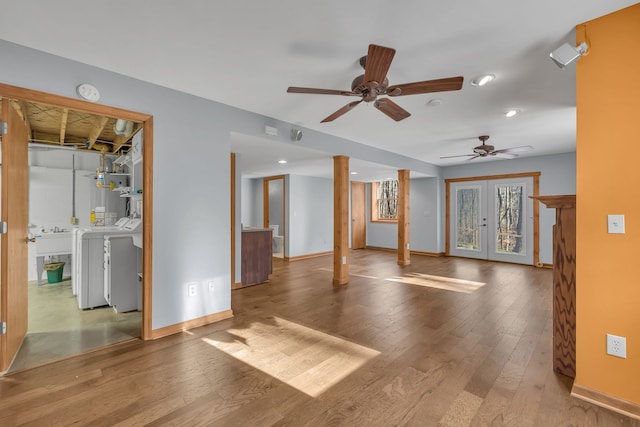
[576, 3, 640, 403]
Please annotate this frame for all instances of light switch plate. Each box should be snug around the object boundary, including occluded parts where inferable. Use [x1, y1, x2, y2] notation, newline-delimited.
[607, 214, 625, 234]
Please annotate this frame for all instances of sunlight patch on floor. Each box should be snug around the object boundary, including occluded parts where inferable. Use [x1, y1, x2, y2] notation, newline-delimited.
[386, 272, 486, 294]
[201, 316, 380, 397]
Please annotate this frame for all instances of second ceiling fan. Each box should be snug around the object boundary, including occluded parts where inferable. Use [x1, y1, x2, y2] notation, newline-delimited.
[287, 44, 464, 123]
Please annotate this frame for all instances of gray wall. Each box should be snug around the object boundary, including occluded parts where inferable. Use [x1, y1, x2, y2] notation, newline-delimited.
[366, 177, 441, 254]
[240, 177, 263, 228]
[287, 175, 333, 257]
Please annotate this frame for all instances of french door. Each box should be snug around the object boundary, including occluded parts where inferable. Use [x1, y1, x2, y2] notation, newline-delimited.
[449, 177, 533, 265]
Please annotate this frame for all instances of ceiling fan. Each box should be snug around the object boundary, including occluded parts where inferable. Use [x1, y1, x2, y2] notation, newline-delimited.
[440, 135, 533, 161]
[287, 44, 464, 123]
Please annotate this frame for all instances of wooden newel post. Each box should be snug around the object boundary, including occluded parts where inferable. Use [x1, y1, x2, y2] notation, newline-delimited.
[531, 195, 576, 378]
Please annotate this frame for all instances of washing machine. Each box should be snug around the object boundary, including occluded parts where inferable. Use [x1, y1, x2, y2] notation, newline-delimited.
[73, 218, 141, 309]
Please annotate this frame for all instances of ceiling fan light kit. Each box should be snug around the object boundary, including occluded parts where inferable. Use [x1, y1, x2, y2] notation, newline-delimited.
[287, 43, 464, 123]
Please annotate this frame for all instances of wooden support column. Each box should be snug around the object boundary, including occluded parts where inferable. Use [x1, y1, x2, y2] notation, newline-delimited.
[333, 155, 349, 285]
[397, 169, 410, 266]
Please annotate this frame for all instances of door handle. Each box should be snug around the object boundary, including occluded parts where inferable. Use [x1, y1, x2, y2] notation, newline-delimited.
[26, 236, 36, 243]
[480, 224, 487, 227]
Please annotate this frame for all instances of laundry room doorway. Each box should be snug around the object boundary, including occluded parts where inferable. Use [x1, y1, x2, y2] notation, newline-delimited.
[0, 83, 153, 372]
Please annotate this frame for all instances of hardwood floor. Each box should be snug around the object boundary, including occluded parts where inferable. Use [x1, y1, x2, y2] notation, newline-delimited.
[1, 250, 638, 426]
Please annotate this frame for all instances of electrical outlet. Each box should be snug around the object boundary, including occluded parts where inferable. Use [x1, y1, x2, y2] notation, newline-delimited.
[606, 334, 626, 358]
[208, 281, 215, 293]
[188, 283, 197, 297]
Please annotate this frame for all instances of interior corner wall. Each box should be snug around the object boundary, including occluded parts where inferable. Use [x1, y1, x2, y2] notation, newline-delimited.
[575, 3, 640, 404]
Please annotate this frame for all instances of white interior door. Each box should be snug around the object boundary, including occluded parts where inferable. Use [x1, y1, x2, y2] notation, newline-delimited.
[450, 182, 488, 259]
[488, 177, 533, 265]
[450, 177, 533, 265]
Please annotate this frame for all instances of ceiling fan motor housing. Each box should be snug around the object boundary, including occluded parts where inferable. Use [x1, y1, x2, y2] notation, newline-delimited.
[351, 75, 388, 102]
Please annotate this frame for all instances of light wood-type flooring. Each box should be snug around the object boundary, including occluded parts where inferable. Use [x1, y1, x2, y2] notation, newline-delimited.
[1, 250, 638, 426]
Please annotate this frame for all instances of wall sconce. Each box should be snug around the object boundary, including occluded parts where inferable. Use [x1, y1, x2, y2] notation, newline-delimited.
[550, 42, 589, 69]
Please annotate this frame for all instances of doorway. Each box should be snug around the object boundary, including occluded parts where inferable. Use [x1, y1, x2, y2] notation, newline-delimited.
[447, 173, 540, 265]
[0, 83, 153, 372]
[263, 176, 285, 258]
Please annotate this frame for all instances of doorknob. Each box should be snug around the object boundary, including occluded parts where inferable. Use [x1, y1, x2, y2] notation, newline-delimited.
[25, 236, 36, 243]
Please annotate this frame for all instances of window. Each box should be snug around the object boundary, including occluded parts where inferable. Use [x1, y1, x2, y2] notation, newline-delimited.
[371, 180, 398, 222]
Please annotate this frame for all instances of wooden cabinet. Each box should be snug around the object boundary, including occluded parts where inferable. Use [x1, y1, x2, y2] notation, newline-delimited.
[241, 229, 273, 287]
[531, 195, 576, 378]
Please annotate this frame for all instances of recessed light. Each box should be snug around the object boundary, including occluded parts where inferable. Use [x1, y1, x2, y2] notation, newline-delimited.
[351, 171, 358, 175]
[426, 98, 443, 107]
[471, 74, 495, 87]
[278, 160, 287, 164]
[505, 109, 520, 118]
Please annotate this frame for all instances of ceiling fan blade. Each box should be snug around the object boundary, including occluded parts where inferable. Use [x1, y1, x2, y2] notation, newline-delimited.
[287, 87, 358, 96]
[440, 154, 476, 159]
[493, 145, 534, 154]
[466, 155, 480, 161]
[374, 98, 411, 121]
[387, 76, 464, 96]
[494, 152, 517, 159]
[363, 44, 395, 89]
[321, 100, 363, 123]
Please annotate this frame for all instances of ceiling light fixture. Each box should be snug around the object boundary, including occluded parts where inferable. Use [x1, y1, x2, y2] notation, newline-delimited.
[470, 74, 495, 87]
[278, 160, 287, 164]
[505, 109, 520, 118]
[426, 98, 443, 107]
[76, 83, 100, 102]
[550, 42, 589, 69]
[351, 171, 358, 175]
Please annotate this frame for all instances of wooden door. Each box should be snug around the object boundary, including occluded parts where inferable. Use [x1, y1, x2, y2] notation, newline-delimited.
[0, 99, 29, 371]
[351, 181, 366, 249]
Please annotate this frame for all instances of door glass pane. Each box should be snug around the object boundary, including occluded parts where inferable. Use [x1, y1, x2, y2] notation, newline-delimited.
[456, 187, 480, 250]
[495, 184, 525, 255]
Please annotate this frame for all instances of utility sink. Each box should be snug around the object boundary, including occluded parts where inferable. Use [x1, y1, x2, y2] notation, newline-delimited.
[34, 231, 73, 256]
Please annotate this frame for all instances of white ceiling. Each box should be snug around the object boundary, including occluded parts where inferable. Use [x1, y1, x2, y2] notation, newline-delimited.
[1, 1, 636, 180]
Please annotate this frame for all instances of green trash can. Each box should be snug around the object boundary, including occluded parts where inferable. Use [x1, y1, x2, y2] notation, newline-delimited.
[44, 262, 65, 284]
